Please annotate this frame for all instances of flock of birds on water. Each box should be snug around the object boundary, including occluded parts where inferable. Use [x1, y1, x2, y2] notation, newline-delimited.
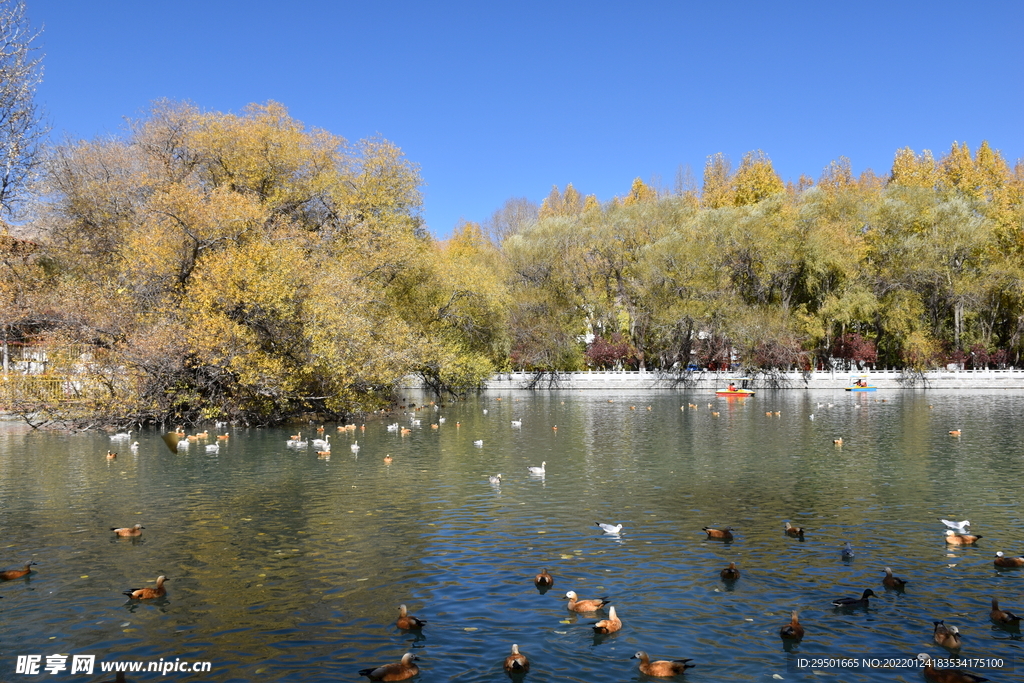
[3, 397, 1022, 681]
[345, 515, 1024, 682]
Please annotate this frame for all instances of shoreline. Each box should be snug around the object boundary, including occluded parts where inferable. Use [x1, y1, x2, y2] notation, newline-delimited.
[403, 368, 1024, 391]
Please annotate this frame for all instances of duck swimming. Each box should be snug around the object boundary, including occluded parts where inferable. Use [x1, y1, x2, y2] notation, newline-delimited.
[702, 526, 733, 540]
[933, 621, 962, 651]
[631, 651, 694, 676]
[395, 604, 425, 630]
[0, 561, 36, 580]
[784, 522, 805, 537]
[592, 605, 622, 633]
[945, 530, 982, 544]
[564, 590, 609, 612]
[990, 598, 1021, 626]
[994, 551, 1024, 567]
[111, 524, 144, 537]
[779, 611, 804, 640]
[503, 644, 529, 673]
[122, 575, 167, 600]
[358, 653, 419, 681]
[720, 562, 740, 581]
[882, 567, 907, 590]
[832, 588, 875, 608]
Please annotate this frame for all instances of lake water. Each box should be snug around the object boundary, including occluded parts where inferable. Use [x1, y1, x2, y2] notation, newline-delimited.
[1, 389, 1023, 682]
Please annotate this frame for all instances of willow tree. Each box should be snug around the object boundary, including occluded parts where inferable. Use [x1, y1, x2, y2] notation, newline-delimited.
[31, 101, 486, 424]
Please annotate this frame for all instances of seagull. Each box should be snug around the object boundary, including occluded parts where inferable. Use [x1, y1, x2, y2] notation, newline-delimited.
[940, 519, 970, 533]
[528, 461, 546, 475]
[841, 541, 855, 560]
[596, 522, 623, 534]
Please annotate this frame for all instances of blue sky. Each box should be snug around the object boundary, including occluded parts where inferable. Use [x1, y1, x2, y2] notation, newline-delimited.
[29, 1, 1024, 238]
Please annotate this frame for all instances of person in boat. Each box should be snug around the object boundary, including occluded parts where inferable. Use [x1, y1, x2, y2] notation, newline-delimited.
[728, 383, 737, 392]
[855, 379, 867, 387]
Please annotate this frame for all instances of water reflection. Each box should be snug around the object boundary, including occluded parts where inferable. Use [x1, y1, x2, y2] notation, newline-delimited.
[1, 390, 1024, 681]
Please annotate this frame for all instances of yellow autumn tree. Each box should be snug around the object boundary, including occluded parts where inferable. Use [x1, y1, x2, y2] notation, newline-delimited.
[31, 100, 494, 424]
[733, 150, 785, 206]
[890, 147, 940, 188]
[701, 152, 733, 209]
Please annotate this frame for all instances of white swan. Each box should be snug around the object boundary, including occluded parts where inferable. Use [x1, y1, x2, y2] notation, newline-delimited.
[528, 461, 546, 475]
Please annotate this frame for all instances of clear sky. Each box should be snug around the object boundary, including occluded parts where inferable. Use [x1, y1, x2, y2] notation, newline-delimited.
[27, 0, 1024, 238]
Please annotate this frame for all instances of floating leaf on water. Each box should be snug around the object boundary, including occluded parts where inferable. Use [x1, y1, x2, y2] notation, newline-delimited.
[357, 578, 368, 581]
[560, 554, 573, 560]
[745, 618, 754, 621]
[258, 573, 266, 577]
[464, 627, 477, 632]
[773, 675, 784, 680]
[120, 622, 130, 627]
[537, 530, 546, 534]
[80, 575, 89, 579]
[559, 620, 571, 624]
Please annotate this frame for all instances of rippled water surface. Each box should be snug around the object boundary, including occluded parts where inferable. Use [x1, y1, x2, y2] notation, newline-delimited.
[2, 389, 1024, 681]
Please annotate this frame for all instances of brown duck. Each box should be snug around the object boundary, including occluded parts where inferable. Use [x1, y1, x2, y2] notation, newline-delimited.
[0, 561, 36, 580]
[123, 575, 168, 600]
[358, 653, 419, 681]
[631, 651, 694, 676]
[396, 604, 426, 630]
